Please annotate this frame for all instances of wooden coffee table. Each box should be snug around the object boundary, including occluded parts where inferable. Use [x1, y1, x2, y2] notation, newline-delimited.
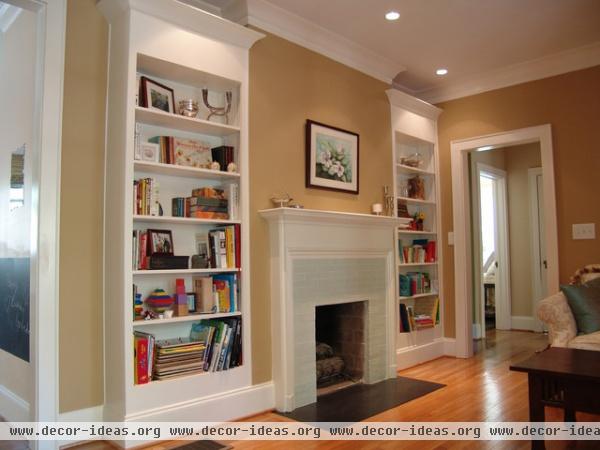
[510, 347, 600, 449]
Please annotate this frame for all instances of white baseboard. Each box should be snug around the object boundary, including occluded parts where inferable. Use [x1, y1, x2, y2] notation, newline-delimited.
[0, 384, 30, 422]
[59, 404, 104, 421]
[396, 339, 446, 370]
[511, 316, 536, 331]
[443, 338, 456, 357]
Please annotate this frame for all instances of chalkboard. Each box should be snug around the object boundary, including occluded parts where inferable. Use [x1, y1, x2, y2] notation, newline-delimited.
[0, 257, 30, 361]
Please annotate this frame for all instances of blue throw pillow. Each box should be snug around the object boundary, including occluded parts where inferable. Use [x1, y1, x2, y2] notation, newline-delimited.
[560, 277, 600, 334]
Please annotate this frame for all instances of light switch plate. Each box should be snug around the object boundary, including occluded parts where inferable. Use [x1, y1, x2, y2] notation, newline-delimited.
[572, 223, 596, 240]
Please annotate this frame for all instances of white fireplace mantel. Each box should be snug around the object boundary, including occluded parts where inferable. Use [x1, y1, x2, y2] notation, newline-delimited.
[260, 207, 400, 411]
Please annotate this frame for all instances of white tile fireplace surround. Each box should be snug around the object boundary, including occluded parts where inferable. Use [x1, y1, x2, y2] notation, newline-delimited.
[260, 208, 403, 412]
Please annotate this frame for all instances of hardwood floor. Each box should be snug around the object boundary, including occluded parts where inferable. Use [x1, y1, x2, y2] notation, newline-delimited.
[6, 331, 599, 450]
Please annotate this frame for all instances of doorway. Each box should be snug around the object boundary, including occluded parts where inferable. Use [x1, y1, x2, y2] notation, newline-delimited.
[450, 125, 559, 358]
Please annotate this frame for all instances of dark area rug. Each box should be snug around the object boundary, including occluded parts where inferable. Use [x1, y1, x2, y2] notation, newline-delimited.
[172, 441, 230, 450]
[279, 376, 445, 423]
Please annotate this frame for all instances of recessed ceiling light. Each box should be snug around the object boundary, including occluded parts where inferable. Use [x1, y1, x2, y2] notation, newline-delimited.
[436, 68, 448, 76]
[477, 145, 494, 152]
[385, 11, 400, 21]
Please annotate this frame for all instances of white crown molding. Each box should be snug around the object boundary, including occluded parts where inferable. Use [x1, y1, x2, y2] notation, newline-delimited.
[222, 0, 404, 84]
[176, 0, 223, 17]
[386, 88, 442, 120]
[98, 0, 264, 49]
[417, 41, 600, 104]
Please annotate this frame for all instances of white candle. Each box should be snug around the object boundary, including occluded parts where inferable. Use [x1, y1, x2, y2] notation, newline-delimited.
[372, 203, 383, 214]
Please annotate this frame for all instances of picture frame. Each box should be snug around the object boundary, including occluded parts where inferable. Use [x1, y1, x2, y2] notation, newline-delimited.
[147, 229, 174, 256]
[305, 119, 359, 194]
[137, 142, 160, 162]
[186, 292, 197, 313]
[139, 76, 176, 114]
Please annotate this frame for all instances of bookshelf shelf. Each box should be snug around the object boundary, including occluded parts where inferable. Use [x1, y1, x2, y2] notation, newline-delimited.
[100, 0, 262, 422]
[133, 215, 241, 225]
[135, 106, 240, 137]
[396, 196, 436, 205]
[398, 292, 439, 300]
[133, 268, 240, 276]
[133, 311, 241, 327]
[387, 88, 444, 370]
[398, 262, 437, 267]
[396, 164, 435, 176]
[134, 160, 241, 180]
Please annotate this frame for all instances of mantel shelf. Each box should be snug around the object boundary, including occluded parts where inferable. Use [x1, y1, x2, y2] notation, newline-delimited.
[259, 207, 411, 227]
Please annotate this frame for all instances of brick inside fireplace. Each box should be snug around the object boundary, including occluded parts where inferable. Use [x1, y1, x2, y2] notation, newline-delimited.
[315, 301, 366, 391]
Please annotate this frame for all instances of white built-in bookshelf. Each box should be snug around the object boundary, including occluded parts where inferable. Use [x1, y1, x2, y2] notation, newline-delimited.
[99, 0, 263, 425]
[386, 89, 445, 370]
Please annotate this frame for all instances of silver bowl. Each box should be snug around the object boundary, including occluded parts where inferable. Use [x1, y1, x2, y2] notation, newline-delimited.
[178, 99, 199, 118]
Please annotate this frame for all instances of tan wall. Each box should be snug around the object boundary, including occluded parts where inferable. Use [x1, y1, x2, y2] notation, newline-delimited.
[249, 31, 393, 383]
[437, 65, 600, 338]
[505, 143, 541, 317]
[58, 0, 107, 413]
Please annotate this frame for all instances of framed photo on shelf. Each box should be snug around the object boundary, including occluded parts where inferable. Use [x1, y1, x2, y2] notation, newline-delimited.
[186, 292, 197, 313]
[138, 142, 160, 162]
[305, 119, 359, 194]
[139, 76, 176, 114]
[147, 229, 174, 255]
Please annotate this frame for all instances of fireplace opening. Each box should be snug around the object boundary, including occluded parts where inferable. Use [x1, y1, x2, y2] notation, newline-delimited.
[315, 301, 366, 396]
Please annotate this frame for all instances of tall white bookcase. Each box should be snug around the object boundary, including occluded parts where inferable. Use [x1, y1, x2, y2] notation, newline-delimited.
[386, 89, 446, 370]
[99, 0, 264, 424]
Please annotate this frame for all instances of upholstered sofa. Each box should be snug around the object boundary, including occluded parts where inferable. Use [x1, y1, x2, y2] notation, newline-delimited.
[537, 265, 600, 351]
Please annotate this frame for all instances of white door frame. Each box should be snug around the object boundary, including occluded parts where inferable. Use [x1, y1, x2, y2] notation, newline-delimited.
[451, 125, 558, 358]
[472, 163, 511, 336]
[528, 167, 545, 332]
[5, 0, 65, 440]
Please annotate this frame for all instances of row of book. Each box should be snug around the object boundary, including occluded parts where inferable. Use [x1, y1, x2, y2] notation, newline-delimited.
[154, 338, 206, 381]
[190, 317, 243, 372]
[399, 271, 432, 297]
[398, 239, 436, 264]
[133, 178, 159, 216]
[133, 331, 155, 384]
[210, 146, 235, 172]
[193, 274, 239, 314]
[172, 185, 238, 220]
[205, 225, 241, 269]
[399, 297, 440, 333]
[132, 230, 150, 270]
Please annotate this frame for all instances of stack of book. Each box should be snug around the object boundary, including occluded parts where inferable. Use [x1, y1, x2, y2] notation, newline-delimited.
[132, 230, 149, 270]
[398, 239, 436, 264]
[399, 272, 431, 297]
[206, 224, 240, 269]
[190, 318, 242, 372]
[153, 337, 206, 381]
[399, 298, 440, 333]
[211, 146, 235, 171]
[172, 186, 238, 220]
[133, 178, 159, 216]
[133, 331, 155, 384]
[192, 274, 239, 314]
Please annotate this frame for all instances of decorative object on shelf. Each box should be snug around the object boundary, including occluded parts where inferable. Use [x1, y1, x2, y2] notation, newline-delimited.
[210, 161, 221, 171]
[211, 146, 235, 171]
[202, 88, 232, 123]
[371, 203, 383, 215]
[137, 142, 160, 162]
[399, 181, 409, 198]
[186, 292, 197, 313]
[191, 254, 209, 269]
[384, 185, 394, 216]
[164, 310, 174, 319]
[148, 255, 189, 270]
[270, 193, 292, 208]
[410, 211, 426, 231]
[173, 138, 212, 168]
[227, 162, 237, 173]
[408, 175, 425, 200]
[306, 119, 359, 194]
[400, 153, 423, 168]
[139, 76, 175, 113]
[145, 288, 174, 314]
[178, 99, 199, 118]
[133, 284, 143, 320]
[148, 229, 174, 255]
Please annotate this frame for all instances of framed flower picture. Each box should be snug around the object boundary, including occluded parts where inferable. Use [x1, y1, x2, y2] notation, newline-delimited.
[305, 120, 359, 194]
[139, 76, 176, 114]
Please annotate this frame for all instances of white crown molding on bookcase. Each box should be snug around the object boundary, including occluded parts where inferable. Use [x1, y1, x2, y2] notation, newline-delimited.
[221, 0, 404, 84]
[98, 0, 264, 49]
[386, 88, 442, 121]
[417, 41, 600, 104]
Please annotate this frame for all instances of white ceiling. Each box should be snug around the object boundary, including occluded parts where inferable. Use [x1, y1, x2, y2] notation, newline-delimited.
[194, 0, 600, 101]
